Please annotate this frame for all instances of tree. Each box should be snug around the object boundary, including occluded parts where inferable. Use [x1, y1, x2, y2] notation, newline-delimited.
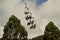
[0, 15, 28, 40]
[31, 35, 43, 40]
[43, 21, 60, 40]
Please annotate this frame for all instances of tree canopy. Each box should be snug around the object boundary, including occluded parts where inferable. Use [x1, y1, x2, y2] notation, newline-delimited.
[0, 15, 60, 40]
[0, 15, 28, 40]
[43, 21, 60, 40]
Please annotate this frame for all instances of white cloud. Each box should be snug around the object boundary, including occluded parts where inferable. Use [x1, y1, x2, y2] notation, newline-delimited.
[0, 0, 60, 39]
[38, 0, 60, 29]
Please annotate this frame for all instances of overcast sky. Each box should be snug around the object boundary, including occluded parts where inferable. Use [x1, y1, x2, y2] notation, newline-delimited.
[0, 0, 60, 39]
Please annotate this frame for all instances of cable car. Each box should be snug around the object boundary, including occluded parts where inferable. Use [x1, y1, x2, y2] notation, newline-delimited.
[25, 16, 29, 20]
[24, 11, 29, 14]
[33, 24, 36, 28]
[27, 22, 31, 26]
[24, 0, 36, 29]
[28, 15, 32, 19]
[30, 24, 36, 29]
[25, 15, 32, 20]
[31, 20, 34, 24]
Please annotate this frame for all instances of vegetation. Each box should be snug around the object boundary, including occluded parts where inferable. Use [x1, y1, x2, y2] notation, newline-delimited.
[31, 21, 60, 40]
[0, 15, 28, 40]
[43, 21, 60, 40]
[31, 35, 43, 40]
[0, 15, 60, 40]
